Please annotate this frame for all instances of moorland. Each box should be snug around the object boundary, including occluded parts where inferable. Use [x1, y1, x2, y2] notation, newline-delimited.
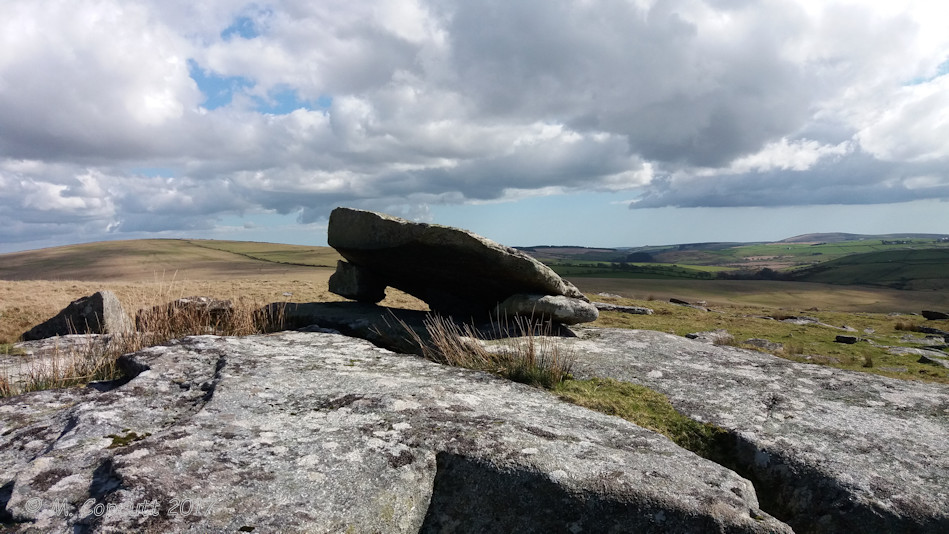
[1, 234, 948, 385]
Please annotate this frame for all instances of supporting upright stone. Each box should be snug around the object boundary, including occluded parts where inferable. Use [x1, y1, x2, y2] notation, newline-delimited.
[328, 260, 387, 303]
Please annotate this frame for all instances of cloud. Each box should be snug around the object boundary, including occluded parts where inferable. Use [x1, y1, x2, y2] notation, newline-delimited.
[856, 74, 949, 163]
[1, 0, 948, 251]
[630, 150, 949, 209]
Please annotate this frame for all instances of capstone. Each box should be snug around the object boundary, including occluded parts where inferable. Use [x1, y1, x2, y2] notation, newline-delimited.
[326, 207, 596, 324]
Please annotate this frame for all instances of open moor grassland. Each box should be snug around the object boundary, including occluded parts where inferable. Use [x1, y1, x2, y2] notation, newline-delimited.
[1, 239, 947, 385]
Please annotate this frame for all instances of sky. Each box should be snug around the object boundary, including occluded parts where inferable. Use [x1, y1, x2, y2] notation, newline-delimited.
[2, 0, 949, 253]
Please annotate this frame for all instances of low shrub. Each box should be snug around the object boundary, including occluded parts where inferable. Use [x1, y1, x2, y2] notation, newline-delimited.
[894, 319, 918, 332]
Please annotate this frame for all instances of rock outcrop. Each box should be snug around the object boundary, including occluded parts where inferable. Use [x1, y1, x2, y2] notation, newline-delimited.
[0, 331, 786, 533]
[21, 291, 132, 341]
[594, 302, 654, 315]
[685, 329, 734, 344]
[564, 328, 949, 533]
[326, 207, 598, 324]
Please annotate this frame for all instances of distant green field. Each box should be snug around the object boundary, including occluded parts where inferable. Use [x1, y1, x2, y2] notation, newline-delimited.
[547, 262, 722, 280]
[730, 239, 942, 260]
[532, 236, 949, 289]
[647, 239, 949, 266]
[793, 248, 949, 290]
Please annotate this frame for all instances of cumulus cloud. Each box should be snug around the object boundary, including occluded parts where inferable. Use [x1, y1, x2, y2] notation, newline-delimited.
[1, 0, 948, 250]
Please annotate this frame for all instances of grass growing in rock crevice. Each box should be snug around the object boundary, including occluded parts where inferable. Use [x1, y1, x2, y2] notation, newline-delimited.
[398, 313, 731, 461]
[1, 344, 24, 356]
[398, 313, 575, 389]
[554, 377, 732, 460]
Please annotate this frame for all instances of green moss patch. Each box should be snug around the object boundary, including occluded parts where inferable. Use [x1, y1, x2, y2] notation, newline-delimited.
[1, 343, 25, 356]
[555, 377, 731, 459]
[106, 430, 152, 449]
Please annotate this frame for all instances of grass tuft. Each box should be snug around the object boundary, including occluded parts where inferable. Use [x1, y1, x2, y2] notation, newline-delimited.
[398, 313, 575, 389]
[1, 343, 25, 356]
[894, 319, 918, 331]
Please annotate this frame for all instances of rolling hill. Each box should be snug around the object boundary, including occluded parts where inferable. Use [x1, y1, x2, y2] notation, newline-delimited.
[0, 239, 341, 282]
[792, 248, 949, 290]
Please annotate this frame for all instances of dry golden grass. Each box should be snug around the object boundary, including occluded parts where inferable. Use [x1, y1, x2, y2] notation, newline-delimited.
[396, 313, 576, 389]
[0, 239, 428, 344]
[0, 239, 342, 281]
[1, 267, 427, 395]
[0, 272, 426, 344]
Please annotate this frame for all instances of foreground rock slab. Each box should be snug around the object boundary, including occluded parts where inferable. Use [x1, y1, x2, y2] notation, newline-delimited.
[1, 331, 787, 533]
[21, 291, 132, 341]
[566, 328, 949, 533]
[327, 207, 598, 324]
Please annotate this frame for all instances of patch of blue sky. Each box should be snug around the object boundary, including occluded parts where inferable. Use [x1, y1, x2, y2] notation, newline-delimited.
[214, 210, 327, 246]
[430, 191, 638, 247]
[221, 15, 260, 40]
[189, 59, 332, 114]
[129, 167, 176, 178]
[188, 59, 254, 110]
[904, 57, 949, 85]
[253, 89, 332, 115]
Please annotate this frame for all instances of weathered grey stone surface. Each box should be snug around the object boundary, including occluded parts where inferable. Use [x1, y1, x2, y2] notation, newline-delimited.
[22, 291, 132, 341]
[564, 328, 949, 533]
[594, 302, 654, 315]
[669, 298, 708, 311]
[497, 294, 599, 325]
[916, 325, 949, 338]
[0, 331, 788, 533]
[918, 353, 949, 368]
[327, 207, 594, 323]
[685, 329, 734, 344]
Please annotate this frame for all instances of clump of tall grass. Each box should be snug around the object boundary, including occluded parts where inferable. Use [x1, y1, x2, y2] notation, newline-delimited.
[396, 313, 575, 389]
[779, 343, 805, 357]
[711, 333, 737, 346]
[1, 296, 288, 398]
[1, 336, 123, 396]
